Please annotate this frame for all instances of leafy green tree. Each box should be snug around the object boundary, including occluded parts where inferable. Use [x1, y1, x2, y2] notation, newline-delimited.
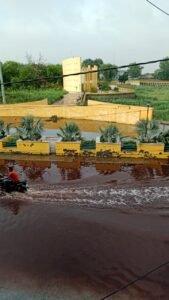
[154, 57, 169, 80]
[93, 58, 104, 68]
[82, 59, 95, 68]
[47, 64, 62, 85]
[101, 64, 118, 81]
[127, 63, 143, 78]
[99, 124, 120, 143]
[2, 61, 23, 84]
[57, 122, 82, 141]
[82, 58, 104, 68]
[118, 72, 128, 83]
[16, 115, 44, 141]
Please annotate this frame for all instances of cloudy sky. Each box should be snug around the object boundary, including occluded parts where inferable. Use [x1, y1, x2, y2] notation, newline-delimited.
[0, 0, 169, 72]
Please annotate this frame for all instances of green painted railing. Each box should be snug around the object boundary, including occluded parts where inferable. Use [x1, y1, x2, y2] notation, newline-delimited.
[3, 141, 17, 148]
[80, 141, 96, 150]
[164, 144, 169, 152]
[121, 143, 137, 152]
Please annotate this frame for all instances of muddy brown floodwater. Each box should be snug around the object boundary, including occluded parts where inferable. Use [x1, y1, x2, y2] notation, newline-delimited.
[0, 157, 169, 299]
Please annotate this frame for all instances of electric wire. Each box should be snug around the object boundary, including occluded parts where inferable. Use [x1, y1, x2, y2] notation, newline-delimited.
[1, 57, 169, 87]
[99, 259, 169, 300]
[146, 0, 169, 16]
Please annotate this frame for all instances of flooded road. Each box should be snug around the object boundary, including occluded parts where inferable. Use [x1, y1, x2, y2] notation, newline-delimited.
[0, 157, 169, 299]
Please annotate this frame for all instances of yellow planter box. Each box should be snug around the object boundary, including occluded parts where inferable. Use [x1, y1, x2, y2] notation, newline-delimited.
[56, 141, 81, 156]
[96, 142, 121, 153]
[16, 141, 50, 155]
[137, 143, 164, 155]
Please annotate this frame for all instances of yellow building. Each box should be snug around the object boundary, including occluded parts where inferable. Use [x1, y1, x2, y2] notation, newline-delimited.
[82, 65, 98, 92]
[62, 57, 82, 92]
[62, 57, 98, 93]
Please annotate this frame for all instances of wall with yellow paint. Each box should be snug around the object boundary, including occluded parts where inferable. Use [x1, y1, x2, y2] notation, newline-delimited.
[0, 139, 49, 155]
[56, 141, 81, 155]
[11, 99, 48, 106]
[62, 57, 82, 92]
[137, 143, 164, 154]
[87, 100, 153, 121]
[96, 143, 121, 153]
[17, 141, 49, 155]
[0, 100, 153, 125]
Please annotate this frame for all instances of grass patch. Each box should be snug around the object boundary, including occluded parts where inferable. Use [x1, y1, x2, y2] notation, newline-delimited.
[0, 88, 67, 105]
[91, 86, 169, 122]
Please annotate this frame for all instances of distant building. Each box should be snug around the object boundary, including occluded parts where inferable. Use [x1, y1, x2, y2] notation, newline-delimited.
[140, 73, 154, 79]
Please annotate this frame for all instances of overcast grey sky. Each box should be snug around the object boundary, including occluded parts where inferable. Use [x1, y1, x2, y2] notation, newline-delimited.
[0, 0, 169, 72]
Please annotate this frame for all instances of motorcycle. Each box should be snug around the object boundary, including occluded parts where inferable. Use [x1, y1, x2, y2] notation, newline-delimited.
[0, 178, 27, 193]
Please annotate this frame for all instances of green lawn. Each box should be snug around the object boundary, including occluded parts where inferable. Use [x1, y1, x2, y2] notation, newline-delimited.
[91, 86, 169, 122]
[0, 88, 67, 105]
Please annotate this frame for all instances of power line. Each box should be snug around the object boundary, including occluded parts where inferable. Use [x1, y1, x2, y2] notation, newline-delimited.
[99, 259, 169, 300]
[1, 57, 169, 87]
[146, 0, 169, 16]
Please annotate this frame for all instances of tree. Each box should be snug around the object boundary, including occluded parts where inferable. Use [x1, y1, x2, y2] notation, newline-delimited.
[2, 61, 23, 84]
[127, 62, 143, 78]
[82, 58, 104, 69]
[101, 64, 118, 81]
[154, 57, 169, 80]
[118, 72, 128, 84]
[57, 122, 82, 141]
[47, 64, 62, 86]
[93, 58, 104, 68]
[99, 124, 120, 143]
[82, 59, 95, 68]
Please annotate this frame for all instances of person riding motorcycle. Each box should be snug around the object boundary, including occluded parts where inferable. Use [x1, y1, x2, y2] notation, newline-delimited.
[0, 166, 27, 193]
[8, 166, 19, 183]
[3, 166, 20, 191]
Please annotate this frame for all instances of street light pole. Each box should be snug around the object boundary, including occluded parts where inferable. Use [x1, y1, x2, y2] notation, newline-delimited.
[0, 61, 6, 104]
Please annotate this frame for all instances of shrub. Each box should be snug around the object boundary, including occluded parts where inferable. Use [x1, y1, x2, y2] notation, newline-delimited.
[98, 81, 111, 91]
[99, 124, 120, 143]
[49, 115, 58, 122]
[16, 115, 44, 141]
[57, 122, 82, 141]
[114, 87, 119, 92]
[136, 119, 159, 143]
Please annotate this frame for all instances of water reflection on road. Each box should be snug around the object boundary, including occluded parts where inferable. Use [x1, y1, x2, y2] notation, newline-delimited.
[0, 156, 169, 299]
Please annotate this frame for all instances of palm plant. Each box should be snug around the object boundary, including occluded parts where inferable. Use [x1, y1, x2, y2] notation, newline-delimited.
[57, 122, 82, 141]
[0, 119, 11, 139]
[99, 124, 120, 143]
[156, 129, 169, 145]
[136, 119, 159, 143]
[16, 115, 44, 141]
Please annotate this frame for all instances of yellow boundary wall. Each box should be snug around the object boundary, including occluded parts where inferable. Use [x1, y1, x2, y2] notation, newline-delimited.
[54, 140, 169, 159]
[0, 138, 49, 155]
[54, 141, 168, 159]
[0, 100, 153, 125]
[0, 137, 168, 158]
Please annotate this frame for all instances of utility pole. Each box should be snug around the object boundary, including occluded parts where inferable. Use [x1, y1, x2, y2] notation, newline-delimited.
[145, 103, 150, 137]
[0, 61, 6, 104]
